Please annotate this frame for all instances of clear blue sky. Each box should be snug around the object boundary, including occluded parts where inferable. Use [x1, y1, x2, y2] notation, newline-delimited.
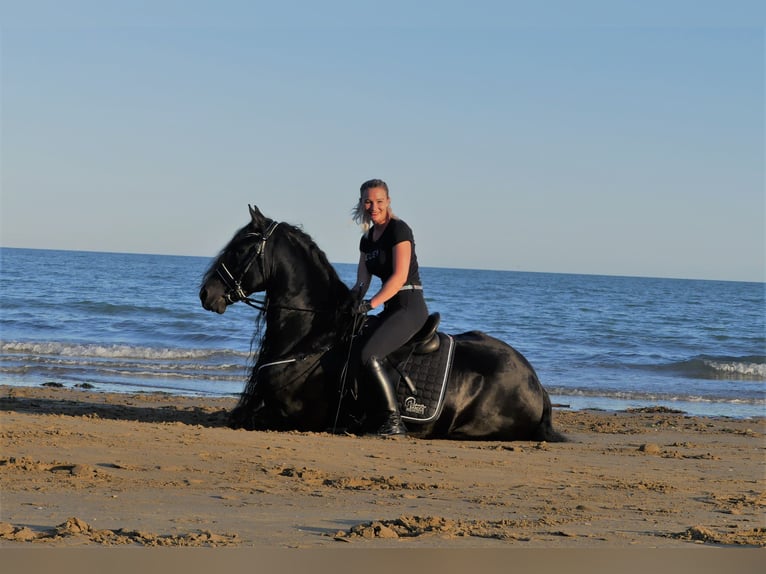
[1, 2, 764, 282]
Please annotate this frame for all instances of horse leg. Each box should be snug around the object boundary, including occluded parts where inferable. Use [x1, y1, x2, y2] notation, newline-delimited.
[228, 399, 269, 430]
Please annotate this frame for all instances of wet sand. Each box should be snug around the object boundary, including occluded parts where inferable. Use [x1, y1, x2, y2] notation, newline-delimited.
[1, 384, 763, 552]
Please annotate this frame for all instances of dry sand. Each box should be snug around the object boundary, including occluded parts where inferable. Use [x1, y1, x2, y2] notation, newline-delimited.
[1, 384, 764, 552]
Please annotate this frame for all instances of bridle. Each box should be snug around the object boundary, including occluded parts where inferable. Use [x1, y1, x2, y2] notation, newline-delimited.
[216, 220, 280, 311]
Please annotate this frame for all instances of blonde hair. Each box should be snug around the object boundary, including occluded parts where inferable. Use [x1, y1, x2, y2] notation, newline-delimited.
[351, 178, 395, 233]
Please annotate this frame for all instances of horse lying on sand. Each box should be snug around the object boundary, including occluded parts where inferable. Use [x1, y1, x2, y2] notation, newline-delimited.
[199, 205, 565, 442]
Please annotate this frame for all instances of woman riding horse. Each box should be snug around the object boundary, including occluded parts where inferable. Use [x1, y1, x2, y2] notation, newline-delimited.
[350, 179, 429, 436]
[199, 204, 565, 442]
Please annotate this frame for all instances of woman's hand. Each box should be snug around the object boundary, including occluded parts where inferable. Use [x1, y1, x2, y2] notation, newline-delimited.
[354, 299, 373, 315]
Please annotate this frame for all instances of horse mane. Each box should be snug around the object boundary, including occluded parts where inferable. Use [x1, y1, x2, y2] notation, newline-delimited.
[250, 221, 353, 355]
[239, 221, 354, 415]
[281, 221, 351, 302]
[200, 219, 350, 302]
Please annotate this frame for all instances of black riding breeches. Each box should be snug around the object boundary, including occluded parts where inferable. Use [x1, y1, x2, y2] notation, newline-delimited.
[359, 290, 429, 366]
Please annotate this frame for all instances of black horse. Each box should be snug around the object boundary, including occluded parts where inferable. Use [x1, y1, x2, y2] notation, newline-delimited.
[199, 205, 565, 441]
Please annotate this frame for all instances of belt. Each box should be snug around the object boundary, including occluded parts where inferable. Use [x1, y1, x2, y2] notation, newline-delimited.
[399, 284, 423, 291]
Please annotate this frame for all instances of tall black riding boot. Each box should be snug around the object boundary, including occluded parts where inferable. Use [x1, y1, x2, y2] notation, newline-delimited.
[366, 356, 407, 436]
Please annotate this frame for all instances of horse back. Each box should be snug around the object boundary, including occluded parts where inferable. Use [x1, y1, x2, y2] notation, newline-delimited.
[427, 330, 565, 441]
[452, 330, 538, 377]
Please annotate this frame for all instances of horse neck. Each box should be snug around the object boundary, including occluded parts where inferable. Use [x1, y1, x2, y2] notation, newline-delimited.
[259, 307, 337, 360]
[259, 242, 350, 359]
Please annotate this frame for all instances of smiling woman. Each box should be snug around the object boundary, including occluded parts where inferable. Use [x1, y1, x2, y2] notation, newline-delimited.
[349, 179, 430, 435]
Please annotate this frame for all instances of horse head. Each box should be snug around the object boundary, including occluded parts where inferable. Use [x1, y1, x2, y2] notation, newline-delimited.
[200, 204, 353, 319]
[199, 205, 279, 314]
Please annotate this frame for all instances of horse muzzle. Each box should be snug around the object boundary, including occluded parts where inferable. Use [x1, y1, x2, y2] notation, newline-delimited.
[199, 287, 228, 314]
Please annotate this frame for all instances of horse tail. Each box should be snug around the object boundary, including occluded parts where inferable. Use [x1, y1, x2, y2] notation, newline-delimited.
[533, 390, 567, 443]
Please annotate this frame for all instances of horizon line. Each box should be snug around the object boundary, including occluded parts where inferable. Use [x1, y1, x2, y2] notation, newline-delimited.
[1, 244, 762, 285]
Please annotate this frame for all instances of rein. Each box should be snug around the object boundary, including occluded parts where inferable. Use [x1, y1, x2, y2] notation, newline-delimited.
[253, 314, 365, 433]
[332, 312, 365, 432]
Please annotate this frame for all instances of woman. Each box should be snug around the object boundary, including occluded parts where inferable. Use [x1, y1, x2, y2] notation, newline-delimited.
[350, 179, 429, 436]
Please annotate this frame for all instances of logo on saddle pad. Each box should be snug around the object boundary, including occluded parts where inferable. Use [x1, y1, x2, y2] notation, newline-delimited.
[395, 333, 455, 424]
[403, 396, 427, 415]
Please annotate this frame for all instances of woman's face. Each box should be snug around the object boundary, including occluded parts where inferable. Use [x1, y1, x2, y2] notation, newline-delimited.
[363, 187, 390, 226]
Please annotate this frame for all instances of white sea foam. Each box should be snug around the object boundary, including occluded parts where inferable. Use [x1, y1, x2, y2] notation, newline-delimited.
[0, 340, 250, 361]
[705, 359, 766, 379]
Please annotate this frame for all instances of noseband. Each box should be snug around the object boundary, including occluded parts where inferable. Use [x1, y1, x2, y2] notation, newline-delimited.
[216, 220, 280, 310]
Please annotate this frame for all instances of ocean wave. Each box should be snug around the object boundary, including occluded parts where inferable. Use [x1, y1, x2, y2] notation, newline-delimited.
[548, 386, 766, 406]
[0, 363, 245, 382]
[0, 354, 247, 374]
[703, 358, 766, 379]
[655, 356, 766, 381]
[0, 340, 251, 362]
[0, 339, 256, 389]
[20, 299, 201, 320]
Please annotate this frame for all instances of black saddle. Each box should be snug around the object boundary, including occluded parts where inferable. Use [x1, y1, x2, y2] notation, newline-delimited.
[403, 312, 441, 354]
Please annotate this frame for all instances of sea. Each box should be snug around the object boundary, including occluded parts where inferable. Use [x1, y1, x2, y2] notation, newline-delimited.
[1, 247, 764, 419]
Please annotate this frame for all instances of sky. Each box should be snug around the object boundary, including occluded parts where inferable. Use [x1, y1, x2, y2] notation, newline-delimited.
[1, 2, 764, 282]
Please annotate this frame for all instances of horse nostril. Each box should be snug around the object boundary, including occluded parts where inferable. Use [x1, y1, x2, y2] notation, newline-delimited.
[200, 288, 208, 304]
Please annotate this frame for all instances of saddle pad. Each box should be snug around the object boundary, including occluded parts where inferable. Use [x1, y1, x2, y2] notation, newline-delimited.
[395, 333, 455, 424]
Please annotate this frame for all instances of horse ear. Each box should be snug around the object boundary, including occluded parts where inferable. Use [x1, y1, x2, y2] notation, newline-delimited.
[249, 204, 265, 225]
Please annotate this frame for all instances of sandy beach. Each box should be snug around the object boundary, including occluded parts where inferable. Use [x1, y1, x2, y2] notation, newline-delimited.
[1, 384, 763, 552]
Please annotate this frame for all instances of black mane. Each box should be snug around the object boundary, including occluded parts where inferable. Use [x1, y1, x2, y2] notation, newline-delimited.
[279, 221, 352, 311]
[252, 222, 353, 359]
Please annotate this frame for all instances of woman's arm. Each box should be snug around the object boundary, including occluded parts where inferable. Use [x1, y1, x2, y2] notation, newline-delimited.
[369, 241, 411, 308]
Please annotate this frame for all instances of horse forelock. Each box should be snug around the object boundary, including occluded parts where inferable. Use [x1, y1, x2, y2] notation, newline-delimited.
[199, 220, 262, 289]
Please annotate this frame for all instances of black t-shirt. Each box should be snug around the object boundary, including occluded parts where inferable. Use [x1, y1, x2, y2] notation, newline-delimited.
[359, 218, 422, 285]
